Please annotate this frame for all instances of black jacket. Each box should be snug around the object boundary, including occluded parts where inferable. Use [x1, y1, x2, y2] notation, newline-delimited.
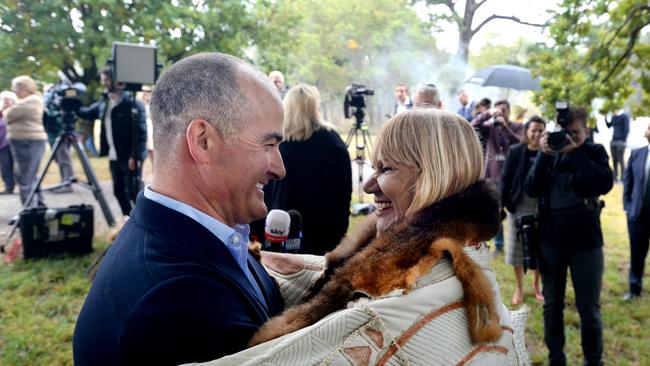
[78, 92, 147, 162]
[73, 193, 283, 365]
[525, 142, 613, 247]
[501, 143, 534, 213]
[251, 128, 352, 255]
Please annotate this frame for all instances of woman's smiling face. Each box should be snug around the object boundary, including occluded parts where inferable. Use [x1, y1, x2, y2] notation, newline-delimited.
[363, 158, 417, 234]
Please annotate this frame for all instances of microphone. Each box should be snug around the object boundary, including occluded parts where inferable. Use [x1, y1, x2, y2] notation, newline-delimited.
[284, 210, 303, 253]
[264, 209, 290, 251]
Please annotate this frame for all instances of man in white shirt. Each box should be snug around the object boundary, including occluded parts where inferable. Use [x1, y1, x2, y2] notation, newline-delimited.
[393, 83, 412, 115]
[77, 68, 147, 216]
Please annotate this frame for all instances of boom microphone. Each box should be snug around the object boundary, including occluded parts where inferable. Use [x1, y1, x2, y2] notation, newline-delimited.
[285, 210, 303, 253]
[264, 209, 290, 251]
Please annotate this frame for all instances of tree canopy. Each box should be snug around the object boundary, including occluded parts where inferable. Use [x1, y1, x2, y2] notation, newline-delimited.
[529, 0, 650, 121]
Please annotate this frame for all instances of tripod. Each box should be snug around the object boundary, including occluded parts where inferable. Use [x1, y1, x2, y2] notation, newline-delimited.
[3, 109, 116, 248]
[344, 106, 373, 204]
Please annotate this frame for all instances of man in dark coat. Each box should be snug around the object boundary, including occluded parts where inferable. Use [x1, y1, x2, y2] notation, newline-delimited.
[606, 109, 630, 181]
[73, 53, 286, 365]
[622, 120, 650, 301]
[525, 107, 613, 366]
[77, 68, 147, 216]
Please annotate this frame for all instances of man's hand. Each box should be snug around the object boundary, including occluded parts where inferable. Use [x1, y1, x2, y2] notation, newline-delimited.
[540, 133, 556, 156]
[128, 158, 141, 171]
[558, 133, 579, 155]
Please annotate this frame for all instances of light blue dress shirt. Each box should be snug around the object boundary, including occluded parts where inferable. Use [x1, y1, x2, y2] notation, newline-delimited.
[143, 186, 266, 306]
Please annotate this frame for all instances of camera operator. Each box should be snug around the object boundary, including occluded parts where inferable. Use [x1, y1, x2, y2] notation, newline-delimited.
[43, 83, 75, 193]
[78, 67, 147, 217]
[525, 106, 613, 366]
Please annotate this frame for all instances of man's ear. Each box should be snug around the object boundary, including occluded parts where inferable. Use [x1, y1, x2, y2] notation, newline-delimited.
[186, 119, 219, 163]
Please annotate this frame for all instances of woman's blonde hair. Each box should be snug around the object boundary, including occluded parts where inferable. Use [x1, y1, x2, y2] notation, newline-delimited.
[283, 83, 333, 141]
[11, 75, 38, 96]
[373, 109, 484, 215]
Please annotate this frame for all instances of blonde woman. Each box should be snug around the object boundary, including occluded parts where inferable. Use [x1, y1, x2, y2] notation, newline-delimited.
[5, 76, 47, 205]
[254, 83, 352, 255]
[209, 109, 521, 365]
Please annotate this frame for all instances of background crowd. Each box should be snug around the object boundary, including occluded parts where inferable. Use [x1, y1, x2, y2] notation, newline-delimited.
[0, 65, 648, 365]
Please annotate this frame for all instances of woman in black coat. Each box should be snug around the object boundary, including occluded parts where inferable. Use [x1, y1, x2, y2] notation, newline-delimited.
[500, 115, 546, 304]
[258, 84, 352, 255]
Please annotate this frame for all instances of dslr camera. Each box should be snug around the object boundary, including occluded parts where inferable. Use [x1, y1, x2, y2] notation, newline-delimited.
[343, 84, 374, 119]
[548, 101, 571, 151]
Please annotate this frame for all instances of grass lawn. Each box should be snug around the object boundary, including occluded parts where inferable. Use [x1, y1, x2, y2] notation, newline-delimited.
[1, 180, 648, 364]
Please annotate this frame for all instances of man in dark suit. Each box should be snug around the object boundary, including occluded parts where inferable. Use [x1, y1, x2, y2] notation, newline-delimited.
[73, 53, 287, 365]
[457, 89, 476, 121]
[623, 120, 650, 301]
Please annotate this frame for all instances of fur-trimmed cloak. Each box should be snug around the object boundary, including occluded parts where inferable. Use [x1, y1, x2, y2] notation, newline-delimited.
[250, 180, 503, 347]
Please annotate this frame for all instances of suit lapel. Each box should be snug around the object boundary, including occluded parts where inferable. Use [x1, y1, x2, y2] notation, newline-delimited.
[248, 255, 282, 316]
[639, 147, 649, 189]
[131, 193, 274, 321]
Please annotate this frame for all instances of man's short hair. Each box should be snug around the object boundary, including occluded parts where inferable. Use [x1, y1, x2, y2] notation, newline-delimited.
[569, 106, 589, 126]
[477, 98, 491, 109]
[413, 83, 441, 108]
[494, 100, 510, 110]
[149, 53, 253, 159]
[394, 83, 408, 89]
[100, 66, 113, 80]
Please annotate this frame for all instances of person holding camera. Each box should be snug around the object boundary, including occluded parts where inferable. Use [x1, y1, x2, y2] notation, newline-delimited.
[77, 67, 147, 217]
[501, 115, 546, 305]
[471, 100, 524, 253]
[525, 107, 613, 366]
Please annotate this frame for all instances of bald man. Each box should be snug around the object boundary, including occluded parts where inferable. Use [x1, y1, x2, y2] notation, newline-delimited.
[74, 53, 287, 365]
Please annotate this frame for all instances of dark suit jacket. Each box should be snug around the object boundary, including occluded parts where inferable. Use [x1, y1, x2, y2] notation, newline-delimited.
[457, 101, 476, 121]
[77, 92, 147, 162]
[624, 145, 649, 221]
[73, 193, 283, 366]
[501, 143, 535, 213]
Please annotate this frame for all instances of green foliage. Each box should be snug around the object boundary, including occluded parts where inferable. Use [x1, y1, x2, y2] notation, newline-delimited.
[255, 0, 444, 122]
[469, 35, 543, 70]
[0, 0, 259, 98]
[529, 0, 650, 122]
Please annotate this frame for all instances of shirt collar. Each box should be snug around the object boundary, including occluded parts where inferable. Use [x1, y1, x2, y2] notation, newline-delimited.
[144, 186, 249, 246]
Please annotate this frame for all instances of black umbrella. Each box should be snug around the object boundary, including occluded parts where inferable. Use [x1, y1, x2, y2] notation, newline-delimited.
[467, 64, 541, 91]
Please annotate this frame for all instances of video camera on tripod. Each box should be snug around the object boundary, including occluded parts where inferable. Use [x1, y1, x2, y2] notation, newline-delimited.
[344, 84, 374, 125]
[43, 81, 87, 134]
[343, 84, 375, 209]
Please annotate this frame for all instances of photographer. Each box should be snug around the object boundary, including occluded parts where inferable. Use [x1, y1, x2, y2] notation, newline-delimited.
[471, 100, 523, 253]
[525, 106, 613, 366]
[78, 67, 147, 217]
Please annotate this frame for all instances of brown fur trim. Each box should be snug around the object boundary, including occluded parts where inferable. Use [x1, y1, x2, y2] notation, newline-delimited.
[247, 241, 262, 262]
[249, 180, 502, 347]
[304, 214, 377, 300]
